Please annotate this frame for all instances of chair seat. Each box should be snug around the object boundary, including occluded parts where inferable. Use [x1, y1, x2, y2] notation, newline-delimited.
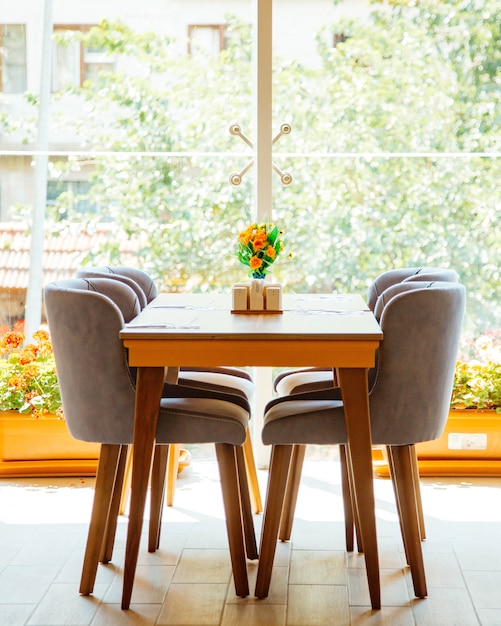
[178, 370, 254, 402]
[157, 396, 249, 445]
[275, 369, 333, 396]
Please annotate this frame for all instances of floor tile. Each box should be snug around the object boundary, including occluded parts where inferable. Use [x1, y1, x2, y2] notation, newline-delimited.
[287, 584, 350, 626]
[156, 583, 228, 625]
[26, 583, 106, 626]
[411, 588, 480, 625]
[463, 570, 501, 609]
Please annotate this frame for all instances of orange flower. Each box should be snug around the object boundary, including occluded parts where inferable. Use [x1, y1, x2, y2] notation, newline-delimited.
[33, 329, 50, 345]
[23, 364, 41, 378]
[8, 373, 26, 389]
[0, 331, 24, 354]
[239, 232, 251, 245]
[19, 345, 38, 365]
[0, 327, 62, 417]
[249, 256, 263, 270]
[265, 245, 276, 260]
[252, 233, 267, 252]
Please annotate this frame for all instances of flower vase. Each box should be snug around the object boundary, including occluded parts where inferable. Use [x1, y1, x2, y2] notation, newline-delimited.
[249, 277, 266, 310]
[231, 276, 283, 313]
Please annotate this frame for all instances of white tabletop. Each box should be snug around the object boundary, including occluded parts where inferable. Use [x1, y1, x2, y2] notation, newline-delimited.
[120, 293, 382, 342]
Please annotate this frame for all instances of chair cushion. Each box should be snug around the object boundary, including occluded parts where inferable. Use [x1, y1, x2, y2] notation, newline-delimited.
[275, 369, 335, 396]
[178, 370, 254, 402]
[262, 399, 346, 445]
[157, 397, 249, 446]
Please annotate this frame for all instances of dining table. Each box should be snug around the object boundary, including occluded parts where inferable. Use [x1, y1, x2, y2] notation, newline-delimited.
[119, 291, 383, 610]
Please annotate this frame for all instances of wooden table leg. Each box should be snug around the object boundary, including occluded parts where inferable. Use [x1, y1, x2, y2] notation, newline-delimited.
[122, 366, 165, 610]
[338, 367, 381, 610]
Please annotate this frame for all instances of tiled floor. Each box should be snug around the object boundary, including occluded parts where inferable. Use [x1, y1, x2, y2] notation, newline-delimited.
[1, 448, 501, 626]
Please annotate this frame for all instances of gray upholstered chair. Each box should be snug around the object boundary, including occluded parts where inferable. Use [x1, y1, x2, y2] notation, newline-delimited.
[44, 277, 256, 609]
[273, 267, 459, 549]
[255, 281, 466, 601]
[76, 265, 262, 513]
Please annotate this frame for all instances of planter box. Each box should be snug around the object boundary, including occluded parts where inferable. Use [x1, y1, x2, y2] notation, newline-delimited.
[373, 409, 501, 477]
[0, 411, 100, 477]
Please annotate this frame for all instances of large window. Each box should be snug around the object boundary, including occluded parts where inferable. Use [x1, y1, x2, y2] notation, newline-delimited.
[0, 0, 498, 343]
[0, 24, 27, 93]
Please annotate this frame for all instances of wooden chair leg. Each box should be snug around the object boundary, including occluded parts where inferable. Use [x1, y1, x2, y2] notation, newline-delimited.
[236, 445, 258, 560]
[339, 444, 355, 552]
[149, 445, 169, 552]
[119, 447, 132, 515]
[80, 444, 121, 595]
[387, 445, 426, 567]
[215, 443, 249, 597]
[344, 444, 364, 553]
[100, 445, 129, 564]
[389, 445, 427, 598]
[278, 444, 306, 541]
[255, 444, 294, 599]
[243, 426, 263, 514]
[162, 430, 261, 514]
[410, 444, 426, 540]
[166, 443, 181, 506]
[386, 445, 410, 565]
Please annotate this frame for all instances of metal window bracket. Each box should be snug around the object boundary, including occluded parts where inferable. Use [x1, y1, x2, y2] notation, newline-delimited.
[228, 123, 292, 186]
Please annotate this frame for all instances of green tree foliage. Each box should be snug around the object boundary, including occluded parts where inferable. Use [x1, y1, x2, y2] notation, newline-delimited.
[29, 2, 500, 333]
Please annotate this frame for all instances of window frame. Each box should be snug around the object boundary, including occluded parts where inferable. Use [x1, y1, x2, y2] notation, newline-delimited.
[187, 23, 226, 57]
[0, 24, 27, 94]
[52, 24, 115, 91]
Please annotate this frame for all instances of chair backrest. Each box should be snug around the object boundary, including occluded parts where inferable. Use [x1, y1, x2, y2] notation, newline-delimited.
[76, 266, 158, 306]
[373, 280, 437, 320]
[44, 277, 140, 444]
[370, 281, 466, 445]
[403, 268, 459, 285]
[367, 267, 459, 311]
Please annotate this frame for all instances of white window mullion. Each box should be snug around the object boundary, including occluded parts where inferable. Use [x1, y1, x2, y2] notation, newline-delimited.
[253, 0, 273, 468]
[254, 0, 273, 223]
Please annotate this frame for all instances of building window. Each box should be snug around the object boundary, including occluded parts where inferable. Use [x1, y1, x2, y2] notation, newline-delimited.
[0, 25, 27, 94]
[52, 25, 115, 91]
[188, 24, 226, 57]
